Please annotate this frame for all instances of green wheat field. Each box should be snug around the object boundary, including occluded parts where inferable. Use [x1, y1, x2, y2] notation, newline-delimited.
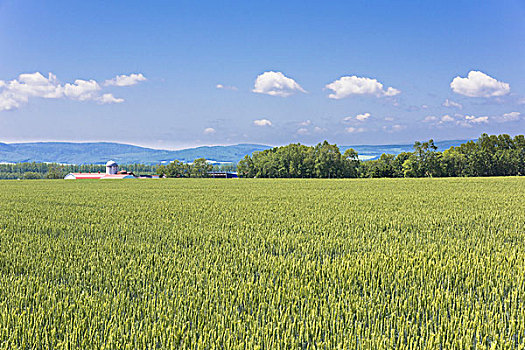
[0, 178, 524, 349]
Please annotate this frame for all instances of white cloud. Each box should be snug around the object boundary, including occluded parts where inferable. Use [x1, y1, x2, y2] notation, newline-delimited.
[343, 112, 371, 124]
[253, 71, 306, 97]
[355, 112, 371, 121]
[0, 72, 63, 111]
[325, 75, 400, 99]
[0, 93, 20, 111]
[434, 111, 520, 125]
[496, 112, 521, 123]
[64, 80, 101, 101]
[383, 124, 406, 133]
[299, 120, 311, 126]
[385, 87, 401, 96]
[216, 84, 238, 91]
[384, 116, 395, 121]
[442, 99, 463, 109]
[313, 126, 326, 133]
[455, 115, 488, 127]
[104, 73, 146, 87]
[203, 127, 216, 134]
[450, 71, 510, 97]
[0, 71, 143, 111]
[464, 115, 488, 123]
[391, 124, 405, 132]
[502, 112, 521, 121]
[426, 113, 490, 127]
[296, 128, 309, 135]
[97, 93, 124, 104]
[440, 115, 455, 123]
[3, 72, 63, 102]
[345, 127, 365, 133]
[253, 119, 272, 127]
[423, 115, 438, 122]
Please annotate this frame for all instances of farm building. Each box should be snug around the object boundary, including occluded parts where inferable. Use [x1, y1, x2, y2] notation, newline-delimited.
[105, 160, 118, 174]
[64, 161, 137, 179]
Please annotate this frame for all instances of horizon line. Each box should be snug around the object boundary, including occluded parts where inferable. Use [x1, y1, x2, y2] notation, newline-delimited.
[0, 137, 481, 151]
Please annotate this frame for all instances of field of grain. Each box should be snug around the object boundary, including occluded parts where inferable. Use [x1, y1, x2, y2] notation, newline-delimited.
[0, 178, 524, 349]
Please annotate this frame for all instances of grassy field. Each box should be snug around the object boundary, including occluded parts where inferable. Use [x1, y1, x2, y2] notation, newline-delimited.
[0, 178, 524, 349]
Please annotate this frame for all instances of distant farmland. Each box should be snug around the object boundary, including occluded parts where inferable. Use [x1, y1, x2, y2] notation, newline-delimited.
[0, 178, 523, 348]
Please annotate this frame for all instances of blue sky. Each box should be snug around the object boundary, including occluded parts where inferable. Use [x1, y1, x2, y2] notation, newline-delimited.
[0, 0, 524, 149]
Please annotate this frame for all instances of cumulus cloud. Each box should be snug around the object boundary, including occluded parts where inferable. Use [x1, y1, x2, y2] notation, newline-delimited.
[0, 71, 143, 111]
[253, 71, 306, 97]
[425, 113, 490, 127]
[0, 72, 64, 111]
[455, 115, 488, 127]
[343, 112, 371, 124]
[355, 112, 371, 121]
[64, 80, 101, 101]
[296, 128, 309, 135]
[443, 99, 463, 109]
[104, 73, 147, 87]
[203, 127, 216, 134]
[392, 124, 406, 132]
[325, 75, 400, 99]
[345, 127, 366, 133]
[12, 72, 64, 98]
[440, 115, 455, 123]
[450, 71, 510, 97]
[216, 84, 238, 91]
[423, 115, 438, 122]
[464, 115, 488, 123]
[253, 119, 272, 127]
[382, 124, 406, 133]
[299, 120, 312, 126]
[435, 111, 520, 124]
[313, 126, 326, 133]
[97, 93, 124, 104]
[0, 95, 19, 111]
[497, 112, 521, 123]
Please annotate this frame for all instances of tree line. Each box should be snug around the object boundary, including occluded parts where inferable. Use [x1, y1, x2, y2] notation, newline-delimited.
[0, 160, 233, 179]
[155, 158, 214, 178]
[237, 133, 525, 178]
[1, 133, 523, 179]
[0, 163, 158, 180]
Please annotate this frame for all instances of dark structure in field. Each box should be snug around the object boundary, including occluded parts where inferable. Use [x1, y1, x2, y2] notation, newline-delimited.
[208, 172, 238, 178]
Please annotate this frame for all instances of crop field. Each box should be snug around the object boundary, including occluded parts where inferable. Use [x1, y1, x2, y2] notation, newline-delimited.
[0, 178, 524, 349]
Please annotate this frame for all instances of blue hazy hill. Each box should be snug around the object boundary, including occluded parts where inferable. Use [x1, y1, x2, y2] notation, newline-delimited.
[0, 142, 272, 164]
[0, 140, 469, 164]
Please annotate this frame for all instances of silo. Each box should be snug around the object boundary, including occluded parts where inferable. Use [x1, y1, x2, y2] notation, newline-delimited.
[106, 160, 118, 175]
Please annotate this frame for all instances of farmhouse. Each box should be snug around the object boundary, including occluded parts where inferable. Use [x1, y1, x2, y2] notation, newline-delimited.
[64, 161, 137, 179]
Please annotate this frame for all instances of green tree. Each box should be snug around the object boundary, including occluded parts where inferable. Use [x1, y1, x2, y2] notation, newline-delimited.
[23, 172, 41, 179]
[46, 165, 64, 179]
[343, 148, 360, 178]
[190, 158, 212, 178]
[237, 155, 255, 178]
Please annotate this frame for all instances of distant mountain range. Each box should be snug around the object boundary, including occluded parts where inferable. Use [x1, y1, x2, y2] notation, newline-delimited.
[0, 140, 470, 165]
